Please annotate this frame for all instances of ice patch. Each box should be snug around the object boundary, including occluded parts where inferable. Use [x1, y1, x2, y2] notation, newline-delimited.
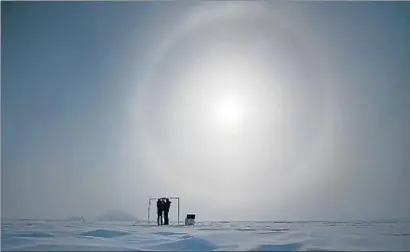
[1, 236, 33, 248]
[258, 228, 291, 235]
[4, 244, 140, 251]
[250, 242, 303, 251]
[197, 228, 220, 231]
[155, 231, 189, 237]
[13, 231, 55, 238]
[235, 228, 258, 232]
[143, 237, 219, 251]
[390, 233, 410, 236]
[80, 229, 130, 238]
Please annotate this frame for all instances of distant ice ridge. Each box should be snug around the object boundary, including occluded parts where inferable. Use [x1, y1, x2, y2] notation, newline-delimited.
[64, 210, 138, 223]
[66, 216, 85, 222]
[95, 210, 138, 222]
[2, 220, 410, 251]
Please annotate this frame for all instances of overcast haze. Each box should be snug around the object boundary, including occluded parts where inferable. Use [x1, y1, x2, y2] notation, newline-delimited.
[2, 1, 410, 221]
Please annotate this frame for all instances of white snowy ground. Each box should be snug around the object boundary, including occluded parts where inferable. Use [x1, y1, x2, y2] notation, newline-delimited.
[2, 219, 410, 251]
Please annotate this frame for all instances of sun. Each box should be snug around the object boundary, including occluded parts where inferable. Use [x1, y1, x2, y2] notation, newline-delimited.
[211, 93, 246, 132]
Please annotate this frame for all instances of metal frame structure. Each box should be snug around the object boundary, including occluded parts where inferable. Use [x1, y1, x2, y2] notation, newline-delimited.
[148, 197, 180, 226]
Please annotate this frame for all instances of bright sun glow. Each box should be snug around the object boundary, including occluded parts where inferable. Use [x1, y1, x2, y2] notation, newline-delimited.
[212, 94, 245, 132]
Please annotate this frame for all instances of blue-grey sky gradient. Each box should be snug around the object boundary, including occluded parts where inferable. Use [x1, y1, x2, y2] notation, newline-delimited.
[2, 1, 410, 221]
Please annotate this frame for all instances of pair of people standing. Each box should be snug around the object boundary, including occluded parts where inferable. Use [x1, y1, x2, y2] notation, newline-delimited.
[157, 198, 171, 225]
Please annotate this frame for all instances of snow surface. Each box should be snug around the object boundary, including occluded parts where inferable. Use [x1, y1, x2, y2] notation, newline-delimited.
[2, 219, 410, 251]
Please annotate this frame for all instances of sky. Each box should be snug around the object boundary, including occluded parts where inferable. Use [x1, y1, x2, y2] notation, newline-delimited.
[2, 1, 410, 221]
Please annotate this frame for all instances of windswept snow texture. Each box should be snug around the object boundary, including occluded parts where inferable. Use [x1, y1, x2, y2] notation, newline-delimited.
[2, 220, 410, 251]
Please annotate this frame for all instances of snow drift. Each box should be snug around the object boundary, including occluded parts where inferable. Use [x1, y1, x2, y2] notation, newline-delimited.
[2, 220, 410, 251]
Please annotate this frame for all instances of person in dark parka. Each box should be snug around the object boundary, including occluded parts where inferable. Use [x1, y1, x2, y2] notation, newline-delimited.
[163, 198, 171, 225]
[157, 199, 163, 225]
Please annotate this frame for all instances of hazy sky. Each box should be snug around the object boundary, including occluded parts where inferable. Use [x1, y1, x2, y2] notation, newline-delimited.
[2, 1, 410, 221]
